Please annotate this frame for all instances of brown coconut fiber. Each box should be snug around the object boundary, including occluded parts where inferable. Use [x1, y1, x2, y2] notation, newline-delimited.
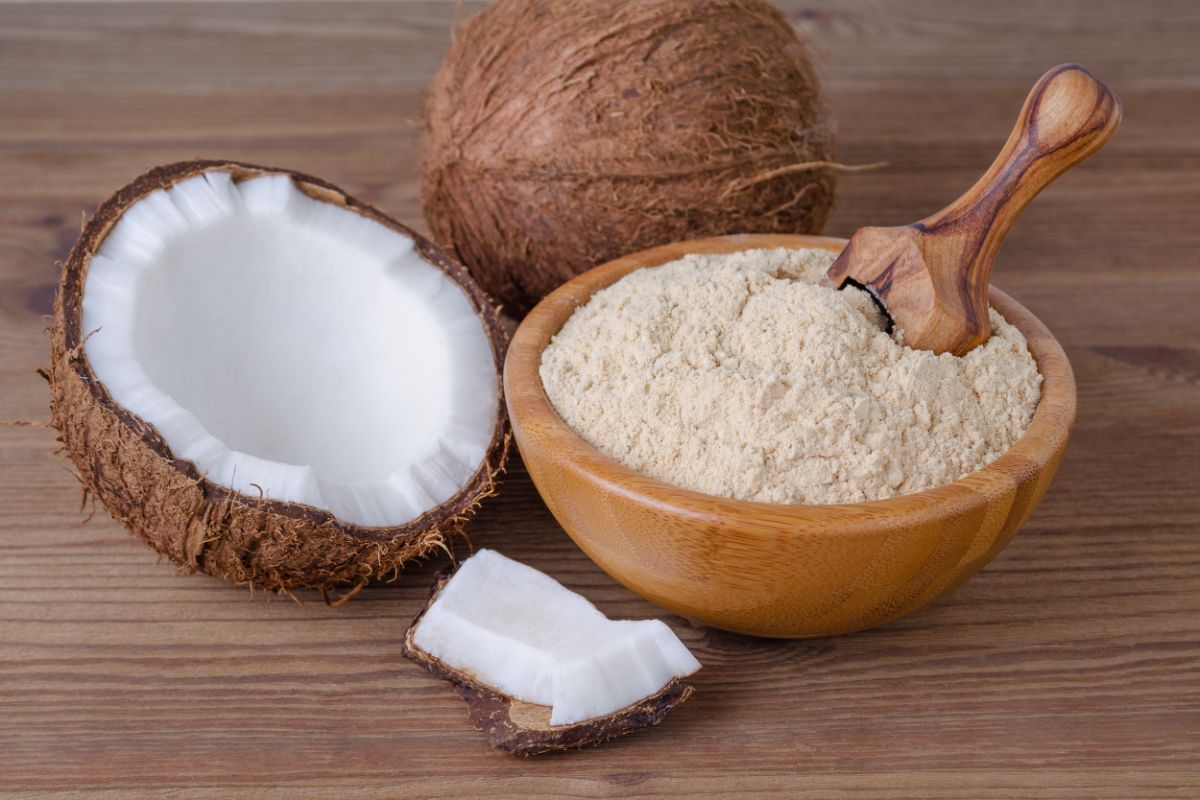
[422, 0, 839, 316]
[49, 161, 510, 598]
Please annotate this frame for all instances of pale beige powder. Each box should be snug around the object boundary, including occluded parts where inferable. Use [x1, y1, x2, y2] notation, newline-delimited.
[539, 247, 1042, 504]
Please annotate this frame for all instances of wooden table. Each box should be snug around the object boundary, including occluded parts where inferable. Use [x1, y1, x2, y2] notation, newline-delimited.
[2, 2, 1197, 797]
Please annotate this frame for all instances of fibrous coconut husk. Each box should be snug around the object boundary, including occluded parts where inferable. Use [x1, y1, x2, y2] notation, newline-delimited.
[48, 160, 510, 598]
[422, 0, 838, 315]
[402, 573, 695, 756]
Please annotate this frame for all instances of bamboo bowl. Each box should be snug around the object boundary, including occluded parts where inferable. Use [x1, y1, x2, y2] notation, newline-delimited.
[504, 234, 1075, 638]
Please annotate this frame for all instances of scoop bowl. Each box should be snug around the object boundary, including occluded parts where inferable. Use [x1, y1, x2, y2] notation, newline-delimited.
[504, 234, 1075, 638]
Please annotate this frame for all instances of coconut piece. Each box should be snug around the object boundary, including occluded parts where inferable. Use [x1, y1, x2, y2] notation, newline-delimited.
[422, 0, 837, 315]
[49, 160, 509, 594]
[402, 550, 700, 755]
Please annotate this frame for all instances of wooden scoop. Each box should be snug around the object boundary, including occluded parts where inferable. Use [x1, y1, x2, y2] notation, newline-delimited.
[823, 64, 1121, 355]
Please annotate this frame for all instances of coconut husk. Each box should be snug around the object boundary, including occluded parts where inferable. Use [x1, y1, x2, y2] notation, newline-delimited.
[48, 160, 510, 597]
[422, 0, 838, 315]
[401, 574, 695, 756]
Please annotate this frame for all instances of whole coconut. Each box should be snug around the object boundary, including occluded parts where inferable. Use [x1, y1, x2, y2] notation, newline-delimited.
[422, 0, 837, 316]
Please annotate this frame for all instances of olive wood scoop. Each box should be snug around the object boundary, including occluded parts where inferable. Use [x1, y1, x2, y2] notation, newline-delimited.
[823, 64, 1121, 355]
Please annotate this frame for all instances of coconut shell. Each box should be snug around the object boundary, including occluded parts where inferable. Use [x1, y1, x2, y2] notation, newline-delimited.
[422, 0, 837, 316]
[402, 573, 695, 756]
[49, 160, 510, 597]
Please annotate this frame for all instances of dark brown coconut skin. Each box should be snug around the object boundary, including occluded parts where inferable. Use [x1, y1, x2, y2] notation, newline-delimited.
[422, 0, 837, 316]
[49, 160, 510, 596]
[402, 573, 695, 755]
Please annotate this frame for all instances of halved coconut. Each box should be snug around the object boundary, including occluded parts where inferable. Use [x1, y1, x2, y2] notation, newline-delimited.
[403, 550, 700, 754]
[49, 161, 509, 594]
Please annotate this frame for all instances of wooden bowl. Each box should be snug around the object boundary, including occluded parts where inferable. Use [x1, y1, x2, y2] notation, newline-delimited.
[504, 234, 1075, 638]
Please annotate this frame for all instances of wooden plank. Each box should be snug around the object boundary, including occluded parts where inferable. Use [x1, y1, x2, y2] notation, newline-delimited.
[0, 1, 1197, 797]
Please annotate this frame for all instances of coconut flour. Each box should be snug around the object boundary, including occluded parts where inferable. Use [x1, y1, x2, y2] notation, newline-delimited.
[539, 248, 1042, 504]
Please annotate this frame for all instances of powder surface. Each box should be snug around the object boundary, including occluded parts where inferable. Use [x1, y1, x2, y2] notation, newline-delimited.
[539, 248, 1042, 505]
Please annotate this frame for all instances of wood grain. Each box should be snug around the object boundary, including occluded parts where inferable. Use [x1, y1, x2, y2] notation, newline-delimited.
[825, 64, 1121, 354]
[506, 233, 1075, 637]
[1, 1, 1197, 798]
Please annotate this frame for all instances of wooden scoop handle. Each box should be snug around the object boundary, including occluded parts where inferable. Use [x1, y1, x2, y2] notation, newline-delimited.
[824, 64, 1120, 355]
[917, 63, 1122, 289]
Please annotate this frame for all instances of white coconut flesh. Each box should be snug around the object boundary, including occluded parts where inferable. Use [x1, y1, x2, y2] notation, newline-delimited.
[81, 171, 499, 528]
[412, 549, 701, 726]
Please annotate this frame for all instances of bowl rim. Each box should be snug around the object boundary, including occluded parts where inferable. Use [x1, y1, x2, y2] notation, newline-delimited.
[503, 233, 1076, 529]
